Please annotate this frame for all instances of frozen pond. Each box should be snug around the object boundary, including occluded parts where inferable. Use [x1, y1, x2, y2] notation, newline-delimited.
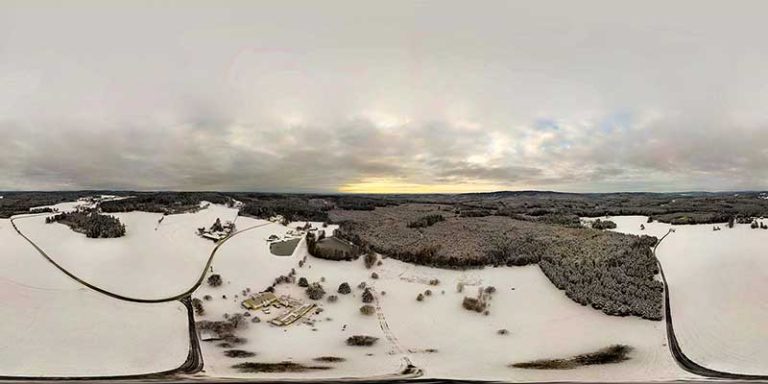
[607, 216, 768, 375]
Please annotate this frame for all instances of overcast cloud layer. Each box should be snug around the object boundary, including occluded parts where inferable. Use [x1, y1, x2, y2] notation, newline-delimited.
[1, 1, 767, 193]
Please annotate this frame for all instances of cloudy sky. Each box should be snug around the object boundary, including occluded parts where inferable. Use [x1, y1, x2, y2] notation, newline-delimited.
[1, 1, 767, 193]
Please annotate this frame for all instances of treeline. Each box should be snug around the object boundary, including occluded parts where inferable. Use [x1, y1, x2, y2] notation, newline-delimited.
[330, 196, 398, 211]
[0, 191, 98, 218]
[231, 194, 400, 222]
[336, 221, 485, 269]
[239, 196, 331, 222]
[100, 192, 230, 214]
[410, 191, 768, 224]
[46, 211, 126, 238]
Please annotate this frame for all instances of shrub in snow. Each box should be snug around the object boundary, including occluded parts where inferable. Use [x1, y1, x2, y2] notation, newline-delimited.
[203, 295, 212, 301]
[224, 349, 256, 358]
[364, 252, 377, 269]
[274, 275, 291, 285]
[424, 289, 432, 296]
[298, 277, 309, 287]
[361, 288, 374, 303]
[191, 298, 205, 315]
[371, 272, 379, 279]
[484, 286, 496, 295]
[208, 274, 223, 287]
[359, 305, 375, 315]
[338, 282, 351, 294]
[357, 282, 367, 290]
[250, 316, 261, 323]
[225, 335, 247, 344]
[462, 297, 486, 313]
[196, 320, 236, 338]
[591, 219, 617, 230]
[327, 295, 338, 303]
[429, 278, 440, 286]
[346, 335, 379, 346]
[416, 293, 424, 302]
[228, 314, 247, 329]
[497, 329, 509, 335]
[306, 283, 326, 300]
[457, 282, 464, 293]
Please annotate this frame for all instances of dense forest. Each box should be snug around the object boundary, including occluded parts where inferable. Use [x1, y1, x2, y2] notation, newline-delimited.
[0, 191, 108, 218]
[46, 211, 126, 238]
[331, 204, 664, 320]
[100, 192, 230, 214]
[232, 193, 400, 222]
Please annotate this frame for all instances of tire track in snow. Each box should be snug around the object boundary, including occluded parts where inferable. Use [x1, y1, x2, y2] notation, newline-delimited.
[367, 286, 419, 375]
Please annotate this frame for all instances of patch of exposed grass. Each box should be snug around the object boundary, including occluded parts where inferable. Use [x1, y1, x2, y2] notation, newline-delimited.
[224, 349, 256, 358]
[346, 335, 379, 346]
[313, 356, 346, 363]
[511, 344, 632, 370]
[232, 361, 331, 373]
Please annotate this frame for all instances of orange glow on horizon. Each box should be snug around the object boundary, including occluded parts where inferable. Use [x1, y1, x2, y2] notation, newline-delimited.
[338, 178, 516, 194]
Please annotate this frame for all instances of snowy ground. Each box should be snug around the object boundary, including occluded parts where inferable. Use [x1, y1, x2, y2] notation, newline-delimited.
[191, 219, 407, 380]
[13, 203, 239, 299]
[5, 199, 732, 380]
[609, 215, 768, 376]
[0, 218, 189, 377]
[191, 218, 689, 381]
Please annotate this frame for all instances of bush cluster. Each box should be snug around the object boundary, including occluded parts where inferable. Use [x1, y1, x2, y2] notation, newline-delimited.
[306, 283, 326, 300]
[591, 219, 617, 230]
[207, 274, 223, 287]
[346, 335, 379, 346]
[407, 214, 445, 228]
[337, 282, 351, 294]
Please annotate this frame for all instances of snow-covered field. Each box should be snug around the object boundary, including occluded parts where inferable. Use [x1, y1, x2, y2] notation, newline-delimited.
[192, 219, 408, 380]
[191, 218, 688, 381]
[10, 197, 749, 380]
[609, 216, 768, 376]
[0, 218, 189, 377]
[13, 203, 239, 299]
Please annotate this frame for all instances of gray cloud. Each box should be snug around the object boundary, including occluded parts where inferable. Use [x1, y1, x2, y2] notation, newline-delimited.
[1, 1, 768, 192]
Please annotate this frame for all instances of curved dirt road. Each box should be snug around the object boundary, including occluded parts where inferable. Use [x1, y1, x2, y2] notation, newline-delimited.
[655, 229, 768, 380]
[10, 214, 271, 303]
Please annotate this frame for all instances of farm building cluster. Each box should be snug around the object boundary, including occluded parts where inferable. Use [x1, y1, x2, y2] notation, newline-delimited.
[197, 218, 236, 242]
[241, 292, 318, 326]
